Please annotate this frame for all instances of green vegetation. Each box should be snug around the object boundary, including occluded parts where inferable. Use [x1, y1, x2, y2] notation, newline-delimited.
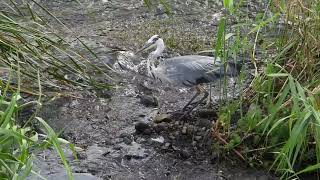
[0, 1, 111, 91]
[0, 1, 112, 179]
[0, 74, 74, 179]
[211, 0, 320, 179]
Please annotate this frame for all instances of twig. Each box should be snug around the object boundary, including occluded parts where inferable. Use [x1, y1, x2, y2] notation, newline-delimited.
[211, 127, 246, 161]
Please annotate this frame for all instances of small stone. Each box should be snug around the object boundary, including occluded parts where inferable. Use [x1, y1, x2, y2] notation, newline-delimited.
[143, 128, 152, 135]
[123, 137, 132, 145]
[182, 126, 187, 134]
[169, 135, 176, 140]
[162, 142, 171, 150]
[183, 161, 193, 166]
[174, 131, 180, 136]
[154, 122, 168, 133]
[135, 121, 151, 134]
[174, 121, 180, 125]
[192, 141, 197, 146]
[187, 125, 194, 134]
[197, 109, 217, 118]
[113, 145, 122, 150]
[139, 95, 158, 107]
[197, 119, 212, 128]
[165, 142, 170, 148]
[210, 152, 219, 164]
[201, 127, 206, 131]
[179, 149, 191, 159]
[151, 136, 165, 144]
[194, 136, 202, 141]
[153, 113, 172, 123]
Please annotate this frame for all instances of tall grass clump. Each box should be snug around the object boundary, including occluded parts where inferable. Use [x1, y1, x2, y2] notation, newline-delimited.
[212, 0, 320, 178]
[0, 0, 111, 91]
[0, 71, 74, 179]
[0, 1, 112, 179]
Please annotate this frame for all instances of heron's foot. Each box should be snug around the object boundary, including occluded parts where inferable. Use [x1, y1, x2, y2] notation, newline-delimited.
[167, 109, 192, 120]
[181, 110, 194, 120]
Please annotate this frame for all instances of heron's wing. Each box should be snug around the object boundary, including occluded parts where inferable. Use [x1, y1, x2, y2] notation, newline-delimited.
[156, 55, 223, 86]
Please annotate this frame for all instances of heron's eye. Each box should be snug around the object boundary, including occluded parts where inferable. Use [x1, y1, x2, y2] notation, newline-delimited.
[152, 37, 159, 42]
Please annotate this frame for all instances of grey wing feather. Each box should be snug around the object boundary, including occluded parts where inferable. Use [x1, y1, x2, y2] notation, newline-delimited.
[155, 55, 240, 86]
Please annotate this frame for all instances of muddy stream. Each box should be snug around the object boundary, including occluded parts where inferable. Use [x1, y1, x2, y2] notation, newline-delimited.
[26, 0, 275, 179]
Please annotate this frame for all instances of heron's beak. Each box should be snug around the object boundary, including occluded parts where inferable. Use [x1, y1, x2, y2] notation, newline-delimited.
[136, 41, 155, 54]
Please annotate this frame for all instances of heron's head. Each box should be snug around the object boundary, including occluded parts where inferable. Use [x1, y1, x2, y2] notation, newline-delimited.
[136, 35, 164, 54]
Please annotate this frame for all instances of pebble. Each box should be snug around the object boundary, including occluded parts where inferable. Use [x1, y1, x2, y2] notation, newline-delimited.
[192, 141, 197, 146]
[151, 136, 165, 144]
[197, 109, 217, 118]
[139, 94, 158, 107]
[143, 128, 152, 135]
[210, 152, 219, 164]
[162, 142, 171, 150]
[197, 119, 212, 128]
[153, 113, 172, 123]
[194, 136, 202, 141]
[135, 121, 151, 134]
[169, 135, 176, 140]
[154, 122, 168, 133]
[182, 126, 187, 134]
[179, 149, 191, 159]
[187, 125, 194, 134]
[123, 137, 132, 145]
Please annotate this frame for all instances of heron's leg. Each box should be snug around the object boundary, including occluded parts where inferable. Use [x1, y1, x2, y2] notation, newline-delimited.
[185, 86, 209, 114]
[179, 86, 209, 120]
[182, 85, 201, 111]
[205, 84, 214, 108]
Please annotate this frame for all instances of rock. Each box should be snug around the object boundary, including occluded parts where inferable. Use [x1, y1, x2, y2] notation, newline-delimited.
[192, 141, 197, 146]
[197, 119, 212, 128]
[151, 136, 165, 144]
[194, 136, 202, 141]
[210, 152, 219, 164]
[123, 137, 132, 145]
[153, 122, 168, 133]
[124, 142, 148, 160]
[162, 142, 171, 150]
[139, 94, 158, 107]
[179, 149, 191, 159]
[174, 131, 180, 136]
[187, 125, 194, 134]
[182, 126, 187, 134]
[197, 109, 217, 118]
[153, 113, 172, 123]
[135, 121, 151, 134]
[143, 128, 152, 135]
[169, 135, 175, 140]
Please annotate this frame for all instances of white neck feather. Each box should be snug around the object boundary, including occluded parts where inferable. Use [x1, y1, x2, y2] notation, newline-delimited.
[152, 38, 165, 59]
[146, 38, 165, 77]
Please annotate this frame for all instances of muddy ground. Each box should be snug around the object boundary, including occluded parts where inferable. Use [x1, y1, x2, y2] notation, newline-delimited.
[18, 0, 276, 179]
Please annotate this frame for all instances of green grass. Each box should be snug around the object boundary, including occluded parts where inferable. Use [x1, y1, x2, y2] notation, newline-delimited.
[211, 0, 320, 178]
[0, 70, 74, 180]
[0, 0, 112, 92]
[0, 1, 115, 179]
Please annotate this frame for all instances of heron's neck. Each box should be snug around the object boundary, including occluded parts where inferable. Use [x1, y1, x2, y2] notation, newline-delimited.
[152, 39, 165, 59]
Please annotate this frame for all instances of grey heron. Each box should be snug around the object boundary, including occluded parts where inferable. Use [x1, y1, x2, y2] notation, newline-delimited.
[137, 35, 242, 116]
